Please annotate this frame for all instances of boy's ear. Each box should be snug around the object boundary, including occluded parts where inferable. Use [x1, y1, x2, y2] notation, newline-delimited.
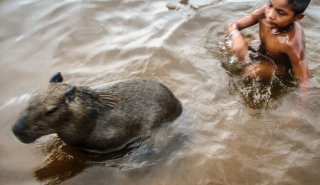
[294, 13, 305, 21]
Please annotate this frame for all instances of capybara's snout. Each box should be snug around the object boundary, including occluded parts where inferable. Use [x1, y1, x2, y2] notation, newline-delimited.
[12, 118, 36, 144]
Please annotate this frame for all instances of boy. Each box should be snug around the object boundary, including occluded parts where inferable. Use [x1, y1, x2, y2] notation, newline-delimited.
[227, 0, 311, 93]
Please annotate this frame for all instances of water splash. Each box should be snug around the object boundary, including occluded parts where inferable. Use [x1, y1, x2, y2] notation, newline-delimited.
[216, 36, 294, 109]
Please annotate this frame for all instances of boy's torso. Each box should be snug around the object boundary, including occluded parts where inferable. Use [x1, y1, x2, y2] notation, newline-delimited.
[257, 17, 301, 67]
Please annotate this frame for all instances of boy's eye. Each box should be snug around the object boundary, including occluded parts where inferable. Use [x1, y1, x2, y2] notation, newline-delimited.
[278, 10, 286, 15]
[268, 2, 272, 7]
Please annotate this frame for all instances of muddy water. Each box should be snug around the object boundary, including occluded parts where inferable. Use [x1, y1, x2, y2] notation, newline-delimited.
[1, 0, 320, 185]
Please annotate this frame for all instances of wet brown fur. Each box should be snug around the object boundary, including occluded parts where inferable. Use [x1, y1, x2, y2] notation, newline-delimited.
[12, 73, 182, 153]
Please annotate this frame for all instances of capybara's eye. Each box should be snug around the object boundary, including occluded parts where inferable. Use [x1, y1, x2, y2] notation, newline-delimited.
[45, 106, 58, 116]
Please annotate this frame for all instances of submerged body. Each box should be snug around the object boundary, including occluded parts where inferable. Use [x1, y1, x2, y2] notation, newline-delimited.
[12, 73, 182, 153]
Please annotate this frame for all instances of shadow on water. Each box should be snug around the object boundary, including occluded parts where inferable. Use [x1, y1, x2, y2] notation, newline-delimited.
[34, 123, 189, 185]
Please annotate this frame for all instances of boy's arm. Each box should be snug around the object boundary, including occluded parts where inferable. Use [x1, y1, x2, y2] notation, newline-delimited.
[227, 5, 266, 32]
[227, 5, 266, 61]
[287, 37, 310, 103]
[287, 46, 310, 92]
[286, 43, 310, 121]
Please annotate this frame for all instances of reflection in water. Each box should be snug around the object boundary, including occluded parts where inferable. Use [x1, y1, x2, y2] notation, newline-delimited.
[34, 124, 188, 185]
[35, 138, 126, 185]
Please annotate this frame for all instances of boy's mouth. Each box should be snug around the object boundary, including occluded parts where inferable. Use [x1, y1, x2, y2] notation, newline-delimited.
[265, 20, 277, 28]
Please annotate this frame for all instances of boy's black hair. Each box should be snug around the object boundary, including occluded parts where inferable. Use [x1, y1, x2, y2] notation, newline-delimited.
[287, 0, 311, 14]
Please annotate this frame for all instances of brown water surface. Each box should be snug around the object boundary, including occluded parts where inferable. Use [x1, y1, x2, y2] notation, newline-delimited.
[1, 0, 320, 185]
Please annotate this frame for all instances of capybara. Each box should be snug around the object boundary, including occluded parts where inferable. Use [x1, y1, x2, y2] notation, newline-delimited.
[12, 72, 182, 153]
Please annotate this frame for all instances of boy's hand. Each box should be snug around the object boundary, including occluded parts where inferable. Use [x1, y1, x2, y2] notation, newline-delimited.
[231, 33, 248, 62]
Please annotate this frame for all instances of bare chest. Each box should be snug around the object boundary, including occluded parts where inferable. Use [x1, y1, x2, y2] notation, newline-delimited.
[259, 22, 289, 57]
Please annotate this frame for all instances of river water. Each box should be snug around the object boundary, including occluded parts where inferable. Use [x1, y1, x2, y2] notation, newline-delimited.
[1, 0, 320, 185]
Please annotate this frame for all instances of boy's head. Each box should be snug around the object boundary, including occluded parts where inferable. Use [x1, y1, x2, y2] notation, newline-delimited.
[264, 0, 310, 29]
[287, 0, 311, 15]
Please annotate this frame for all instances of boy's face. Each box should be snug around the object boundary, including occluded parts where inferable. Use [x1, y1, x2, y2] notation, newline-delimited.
[264, 0, 299, 29]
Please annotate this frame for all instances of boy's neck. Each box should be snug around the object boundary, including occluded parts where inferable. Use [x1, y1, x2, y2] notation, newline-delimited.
[271, 22, 295, 35]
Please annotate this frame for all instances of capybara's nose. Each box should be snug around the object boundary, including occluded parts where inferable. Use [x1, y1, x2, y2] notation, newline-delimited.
[12, 119, 34, 143]
[12, 117, 27, 132]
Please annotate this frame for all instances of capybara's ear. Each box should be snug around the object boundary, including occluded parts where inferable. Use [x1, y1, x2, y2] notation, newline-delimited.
[49, 72, 63, 83]
[64, 86, 76, 102]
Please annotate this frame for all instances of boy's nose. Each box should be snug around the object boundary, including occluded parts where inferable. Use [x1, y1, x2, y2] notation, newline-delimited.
[267, 9, 276, 20]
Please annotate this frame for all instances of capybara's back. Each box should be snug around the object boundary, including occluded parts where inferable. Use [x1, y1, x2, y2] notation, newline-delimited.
[12, 73, 182, 153]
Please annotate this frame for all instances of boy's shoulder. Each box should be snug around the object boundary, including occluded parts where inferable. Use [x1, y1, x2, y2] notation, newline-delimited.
[283, 22, 305, 56]
[288, 22, 305, 47]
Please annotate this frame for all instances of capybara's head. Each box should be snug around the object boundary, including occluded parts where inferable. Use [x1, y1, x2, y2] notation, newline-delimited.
[12, 72, 83, 143]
